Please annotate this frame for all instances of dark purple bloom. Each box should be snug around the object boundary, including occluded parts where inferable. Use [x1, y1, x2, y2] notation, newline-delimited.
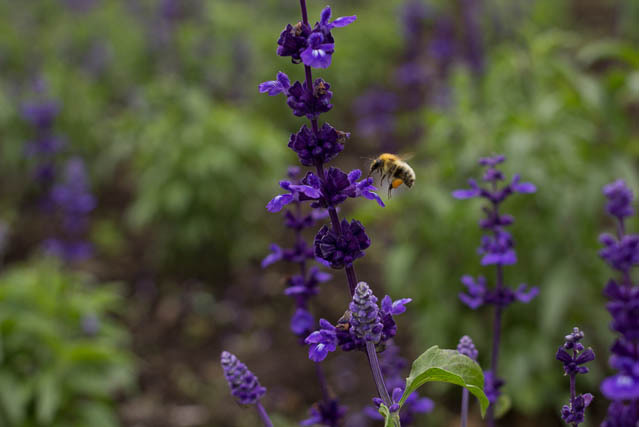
[305, 319, 338, 362]
[314, 219, 370, 269]
[220, 351, 266, 405]
[349, 282, 383, 344]
[603, 179, 635, 219]
[561, 393, 594, 425]
[457, 335, 478, 361]
[288, 123, 348, 166]
[300, 398, 347, 426]
[259, 73, 333, 119]
[277, 22, 312, 62]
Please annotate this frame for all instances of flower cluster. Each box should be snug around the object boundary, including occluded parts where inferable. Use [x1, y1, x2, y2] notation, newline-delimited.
[454, 155, 538, 418]
[457, 335, 478, 360]
[598, 180, 639, 427]
[276, 6, 356, 68]
[555, 328, 595, 425]
[220, 351, 266, 405]
[42, 157, 96, 261]
[305, 282, 411, 362]
[365, 342, 434, 425]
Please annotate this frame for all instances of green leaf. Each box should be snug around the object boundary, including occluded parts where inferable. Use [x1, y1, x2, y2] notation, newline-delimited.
[495, 394, 511, 419]
[400, 346, 489, 417]
[378, 403, 401, 427]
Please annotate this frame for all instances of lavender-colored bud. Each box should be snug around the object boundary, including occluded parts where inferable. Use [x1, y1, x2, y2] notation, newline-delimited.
[603, 280, 639, 341]
[220, 351, 266, 405]
[561, 393, 594, 425]
[483, 371, 504, 404]
[286, 79, 333, 119]
[556, 328, 595, 376]
[457, 335, 478, 361]
[349, 282, 383, 344]
[599, 234, 639, 273]
[602, 179, 635, 219]
[314, 219, 370, 269]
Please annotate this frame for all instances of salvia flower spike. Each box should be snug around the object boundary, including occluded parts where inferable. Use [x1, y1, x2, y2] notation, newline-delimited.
[457, 336, 478, 427]
[598, 179, 639, 426]
[220, 351, 272, 427]
[556, 328, 595, 426]
[453, 155, 538, 426]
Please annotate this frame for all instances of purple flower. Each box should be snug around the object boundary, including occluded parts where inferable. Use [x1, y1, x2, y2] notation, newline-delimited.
[483, 371, 503, 404]
[349, 282, 383, 343]
[21, 100, 59, 129]
[259, 73, 333, 119]
[276, 6, 355, 66]
[603, 280, 639, 340]
[478, 228, 517, 266]
[601, 401, 639, 427]
[459, 275, 538, 309]
[291, 307, 315, 337]
[556, 328, 595, 376]
[600, 374, 639, 401]
[300, 398, 347, 426]
[288, 123, 347, 166]
[457, 335, 478, 360]
[277, 22, 312, 62]
[561, 393, 594, 425]
[300, 32, 335, 69]
[599, 234, 639, 273]
[603, 179, 635, 219]
[266, 168, 384, 212]
[305, 319, 338, 362]
[367, 384, 433, 425]
[314, 219, 370, 269]
[220, 351, 266, 405]
[316, 6, 357, 34]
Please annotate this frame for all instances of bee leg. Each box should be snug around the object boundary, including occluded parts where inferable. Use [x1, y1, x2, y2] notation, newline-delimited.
[380, 173, 387, 185]
[387, 182, 393, 198]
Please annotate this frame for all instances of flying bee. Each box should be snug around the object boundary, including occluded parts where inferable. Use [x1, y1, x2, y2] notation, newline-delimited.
[368, 153, 416, 198]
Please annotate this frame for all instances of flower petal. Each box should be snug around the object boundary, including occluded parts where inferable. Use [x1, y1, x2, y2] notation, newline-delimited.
[266, 193, 294, 212]
[331, 15, 357, 28]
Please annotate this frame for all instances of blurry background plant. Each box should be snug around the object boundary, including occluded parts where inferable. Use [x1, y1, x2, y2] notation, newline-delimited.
[0, 260, 133, 426]
[0, 0, 637, 425]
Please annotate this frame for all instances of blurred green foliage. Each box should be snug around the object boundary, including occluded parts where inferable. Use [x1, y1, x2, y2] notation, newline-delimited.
[0, 260, 133, 426]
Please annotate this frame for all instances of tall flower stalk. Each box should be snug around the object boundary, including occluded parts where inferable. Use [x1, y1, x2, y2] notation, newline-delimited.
[555, 327, 595, 426]
[261, 0, 401, 412]
[453, 155, 538, 426]
[598, 179, 639, 426]
[263, 166, 345, 426]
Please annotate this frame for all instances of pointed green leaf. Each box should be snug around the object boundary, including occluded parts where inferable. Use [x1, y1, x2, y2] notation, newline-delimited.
[400, 346, 489, 417]
[378, 403, 401, 427]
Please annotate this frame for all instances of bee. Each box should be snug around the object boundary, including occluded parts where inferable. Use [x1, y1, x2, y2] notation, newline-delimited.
[368, 153, 415, 198]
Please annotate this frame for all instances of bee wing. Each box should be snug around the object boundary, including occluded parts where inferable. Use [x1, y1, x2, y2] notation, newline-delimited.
[398, 152, 415, 161]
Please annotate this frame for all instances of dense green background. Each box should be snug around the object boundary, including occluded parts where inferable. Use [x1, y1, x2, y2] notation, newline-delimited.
[0, 0, 637, 426]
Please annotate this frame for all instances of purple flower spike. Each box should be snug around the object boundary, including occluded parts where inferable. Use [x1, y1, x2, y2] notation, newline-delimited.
[305, 319, 338, 362]
[301, 33, 335, 69]
[349, 282, 383, 344]
[288, 123, 346, 166]
[220, 351, 266, 405]
[457, 335, 478, 360]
